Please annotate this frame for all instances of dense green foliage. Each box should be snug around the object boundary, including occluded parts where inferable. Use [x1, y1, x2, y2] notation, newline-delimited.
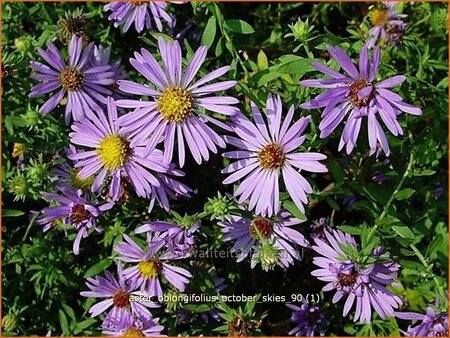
[2, 2, 448, 336]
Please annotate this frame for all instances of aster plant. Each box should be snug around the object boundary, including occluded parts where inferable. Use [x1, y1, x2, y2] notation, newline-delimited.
[218, 209, 309, 270]
[222, 94, 327, 217]
[80, 265, 159, 329]
[116, 37, 238, 167]
[134, 216, 201, 256]
[286, 302, 328, 336]
[311, 229, 402, 323]
[367, 2, 407, 48]
[38, 188, 113, 255]
[90, 44, 126, 99]
[396, 304, 448, 336]
[115, 234, 192, 297]
[29, 36, 115, 124]
[102, 315, 164, 337]
[69, 98, 191, 211]
[104, 2, 174, 33]
[300, 45, 422, 156]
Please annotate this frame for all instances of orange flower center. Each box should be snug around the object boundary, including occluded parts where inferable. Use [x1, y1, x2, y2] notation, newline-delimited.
[249, 217, 273, 239]
[60, 66, 85, 91]
[349, 79, 373, 107]
[258, 143, 285, 170]
[70, 204, 91, 223]
[337, 271, 358, 288]
[113, 290, 130, 308]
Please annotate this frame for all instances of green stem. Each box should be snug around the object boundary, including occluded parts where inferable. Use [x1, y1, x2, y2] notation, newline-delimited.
[213, 3, 249, 76]
[366, 151, 414, 244]
[410, 243, 445, 298]
[303, 41, 314, 59]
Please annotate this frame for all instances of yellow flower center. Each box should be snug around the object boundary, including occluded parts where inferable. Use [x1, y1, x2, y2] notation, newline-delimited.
[258, 143, 285, 170]
[156, 87, 193, 123]
[96, 134, 133, 170]
[349, 79, 373, 107]
[121, 328, 144, 337]
[249, 217, 273, 239]
[369, 8, 389, 26]
[137, 258, 162, 279]
[70, 168, 94, 191]
[59, 66, 85, 91]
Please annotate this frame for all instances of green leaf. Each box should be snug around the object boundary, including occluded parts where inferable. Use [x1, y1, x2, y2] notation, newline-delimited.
[412, 169, 436, 176]
[150, 33, 174, 42]
[3, 209, 25, 217]
[394, 188, 415, 200]
[62, 304, 76, 321]
[392, 226, 415, 240]
[215, 36, 224, 57]
[327, 159, 345, 186]
[74, 319, 96, 333]
[84, 258, 112, 278]
[201, 16, 217, 48]
[183, 303, 214, 313]
[249, 69, 282, 86]
[275, 58, 314, 75]
[425, 234, 444, 258]
[257, 50, 269, 70]
[325, 196, 341, 211]
[338, 225, 361, 235]
[58, 309, 69, 335]
[224, 19, 255, 34]
[282, 200, 306, 220]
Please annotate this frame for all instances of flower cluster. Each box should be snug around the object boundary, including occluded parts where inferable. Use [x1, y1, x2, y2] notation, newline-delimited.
[23, 1, 439, 336]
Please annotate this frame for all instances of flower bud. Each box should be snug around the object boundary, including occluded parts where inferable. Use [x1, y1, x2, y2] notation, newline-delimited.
[14, 36, 33, 53]
[288, 18, 314, 42]
[2, 314, 17, 332]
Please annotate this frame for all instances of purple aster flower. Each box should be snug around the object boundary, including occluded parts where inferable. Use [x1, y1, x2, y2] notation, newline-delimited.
[300, 45, 422, 156]
[222, 94, 327, 217]
[367, 2, 407, 48]
[286, 302, 328, 336]
[37, 188, 113, 255]
[115, 234, 192, 297]
[29, 36, 115, 124]
[102, 315, 164, 336]
[135, 220, 201, 256]
[104, 2, 174, 33]
[396, 305, 448, 336]
[69, 97, 191, 211]
[80, 265, 159, 329]
[115, 37, 238, 167]
[218, 209, 309, 269]
[90, 44, 126, 99]
[311, 229, 402, 323]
